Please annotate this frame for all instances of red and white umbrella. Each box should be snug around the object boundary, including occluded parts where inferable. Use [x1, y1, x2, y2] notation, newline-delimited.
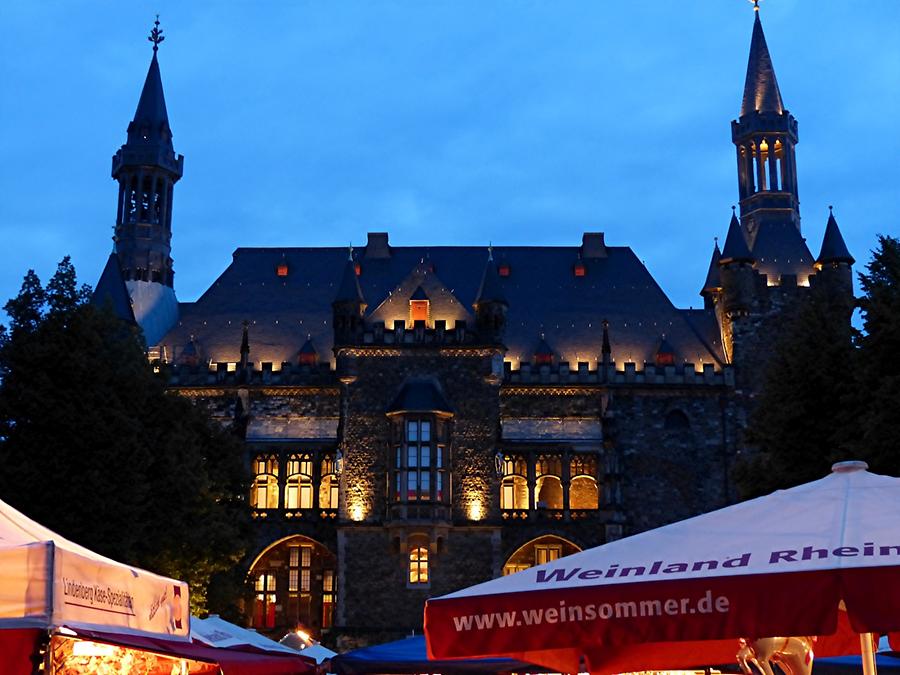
[425, 462, 900, 674]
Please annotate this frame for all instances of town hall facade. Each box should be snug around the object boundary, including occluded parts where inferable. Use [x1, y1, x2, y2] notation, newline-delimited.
[93, 11, 855, 646]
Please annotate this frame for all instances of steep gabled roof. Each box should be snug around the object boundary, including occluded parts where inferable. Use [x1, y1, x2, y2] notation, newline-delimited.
[751, 221, 815, 283]
[740, 11, 785, 117]
[160, 244, 726, 367]
[720, 213, 754, 264]
[817, 210, 855, 265]
[91, 254, 136, 324]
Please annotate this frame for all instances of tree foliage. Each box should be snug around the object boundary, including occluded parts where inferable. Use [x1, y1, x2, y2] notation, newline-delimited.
[0, 258, 251, 615]
[733, 281, 856, 498]
[735, 235, 900, 499]
[852, 235, 900, 471]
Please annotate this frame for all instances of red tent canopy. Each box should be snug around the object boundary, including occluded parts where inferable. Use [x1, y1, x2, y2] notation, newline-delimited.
[425, 463, 900, 674]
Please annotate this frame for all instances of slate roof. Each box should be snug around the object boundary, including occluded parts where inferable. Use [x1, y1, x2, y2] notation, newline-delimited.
[474, 253, 507, 305]
[720, 213, 754, 264]
[387, 378, 454, 415]
[159, 244, 726, 369]
[750, 221, 815, 283]
[92, 253, 136, 324]
[740, 11, 785, 117]
[700, 241, 722, 295]
[817, 210, 854, 265]
[127, 52, 173, 150]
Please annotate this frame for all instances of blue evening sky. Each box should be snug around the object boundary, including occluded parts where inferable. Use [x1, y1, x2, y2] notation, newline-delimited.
[1, 2, 898, 313]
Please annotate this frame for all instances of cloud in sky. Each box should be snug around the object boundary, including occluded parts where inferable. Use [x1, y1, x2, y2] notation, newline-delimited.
[0, 2, 897, 312]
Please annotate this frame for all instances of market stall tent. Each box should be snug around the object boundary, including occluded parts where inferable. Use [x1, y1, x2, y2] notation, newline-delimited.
[0, 496, 189, 640]
[425, 462, 900, 674]
[331, 635, 540, 674]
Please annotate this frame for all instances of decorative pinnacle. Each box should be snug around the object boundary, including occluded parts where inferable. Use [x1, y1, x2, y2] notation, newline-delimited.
[750, 0, 760, 11]
[148, 15, 165, 53]
[348, 243, 354, 261]
[732, 205, 736, 213]
[488, 242, 493, 261]
[828, 205, 834, 213]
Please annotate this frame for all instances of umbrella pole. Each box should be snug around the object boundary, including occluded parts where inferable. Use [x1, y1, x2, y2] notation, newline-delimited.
[860, 633, 877, 675]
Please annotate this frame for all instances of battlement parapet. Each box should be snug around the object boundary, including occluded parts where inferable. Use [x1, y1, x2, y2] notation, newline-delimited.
[165, 361, 337, 387]
[503, 360, 733, 387]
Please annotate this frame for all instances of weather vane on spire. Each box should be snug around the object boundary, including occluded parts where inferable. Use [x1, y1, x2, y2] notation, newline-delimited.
[148, 15, 165, 53]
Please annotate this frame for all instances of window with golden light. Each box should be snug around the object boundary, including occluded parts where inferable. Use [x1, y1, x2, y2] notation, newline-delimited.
[285, 453, 314, 509]
[251, 455, 280, 509]
[409, 546, 429, 585]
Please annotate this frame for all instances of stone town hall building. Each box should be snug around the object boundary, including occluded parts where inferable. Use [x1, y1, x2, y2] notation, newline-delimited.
[93, 12, 854, 644]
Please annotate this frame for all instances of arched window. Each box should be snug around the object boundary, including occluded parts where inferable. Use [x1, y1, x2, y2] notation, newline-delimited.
[253, 573, 276, 628]
[500, 454, 528, 510]
[664, 409, 691, 431]
[409, 546, 429, 585]
[535, 455, 563, 509]
[570, 455, 599, 509]
[502, 535, 582, 576]
[285, 453, 314, 509]
[251, 455, 279, 509]
[319, 454, 339, 510]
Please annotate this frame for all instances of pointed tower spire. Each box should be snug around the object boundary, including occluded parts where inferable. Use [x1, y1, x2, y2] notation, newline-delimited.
[332, 252, 367, 346]
[700, 238, 722, 297]
[334, 253, 365, 303]
[91, 253, 136, 325]
[732, 9, 800, 247]
[473, 247, 508, 344]
[817, 207, 855, 265]
[720, 210, 754, 264]
[109, 17, 183, 346]
[740, 9, 785, 118]
[601, 319, 612, 366]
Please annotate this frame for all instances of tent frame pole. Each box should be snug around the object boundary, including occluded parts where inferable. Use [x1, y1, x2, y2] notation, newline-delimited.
[860, 632, 877, 675]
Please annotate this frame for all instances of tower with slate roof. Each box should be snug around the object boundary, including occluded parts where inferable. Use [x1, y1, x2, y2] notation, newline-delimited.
[111, 18, 183, 346]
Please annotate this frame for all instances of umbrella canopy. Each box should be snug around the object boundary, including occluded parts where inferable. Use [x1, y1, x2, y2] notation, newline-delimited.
[331, 635, 539, 675]
[425, 462, 900, 673]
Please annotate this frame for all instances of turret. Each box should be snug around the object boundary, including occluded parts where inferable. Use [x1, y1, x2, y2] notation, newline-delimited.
[719, 209, 756, 317]
[699, 239, 722, 311]
[332, 249, 367, 346]
[110, 18, 183, 345]
[814, 207, 855, 309]
[472, 247, 508, 344]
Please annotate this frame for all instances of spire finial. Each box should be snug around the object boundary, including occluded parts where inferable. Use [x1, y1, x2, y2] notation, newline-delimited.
[732, 205, 736, 213]
[149, 15, 164, 53]
[752, 0, 760, 12]
[828, 205, 834, 213]
[714, 236, 719, 245]
[348, 243, 354, 261]
[488, 242, 493, 261]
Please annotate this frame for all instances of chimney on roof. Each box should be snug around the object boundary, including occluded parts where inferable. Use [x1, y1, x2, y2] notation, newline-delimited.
[582, 233, 607, 259]
[365, 232, 391, 259]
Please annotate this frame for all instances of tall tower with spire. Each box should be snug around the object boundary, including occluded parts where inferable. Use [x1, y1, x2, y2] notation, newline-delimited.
[731, 6, 800, 248]
[111, 17, 183, 345]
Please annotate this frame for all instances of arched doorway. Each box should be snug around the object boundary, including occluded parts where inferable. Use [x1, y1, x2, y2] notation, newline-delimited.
[502, 535, 582, 576]
[248, 535, 336, 637]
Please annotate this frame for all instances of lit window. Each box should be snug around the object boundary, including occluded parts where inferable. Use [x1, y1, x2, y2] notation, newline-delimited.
[322, 570, 335, 628]
[535, 544, 562, 565]
[499, 454, 529, 510]
[251, 456, 280, 509]
[276, 263, 289, 277]
[253, 573, 276, 628]
[535, 455, 563, 509]
[319, 455, 339, 509]
[409, 546, 429, 585]
[391, 417, 449, 504]
[569, 455, 599, 510]
[409, 299, 429, 326]
[285, 454, 314, 509]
